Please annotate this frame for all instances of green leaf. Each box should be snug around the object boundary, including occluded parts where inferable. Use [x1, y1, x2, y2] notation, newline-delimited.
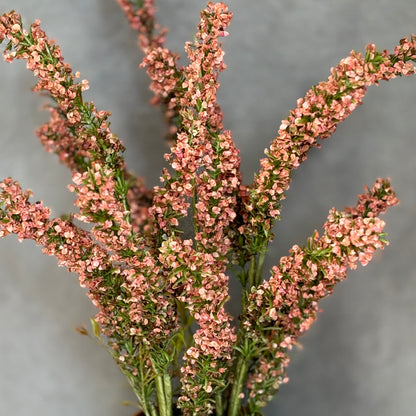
[90, 317, 102, 343]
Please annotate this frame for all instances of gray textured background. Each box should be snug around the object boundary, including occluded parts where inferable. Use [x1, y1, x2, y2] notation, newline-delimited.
[0, 1, 416, 415]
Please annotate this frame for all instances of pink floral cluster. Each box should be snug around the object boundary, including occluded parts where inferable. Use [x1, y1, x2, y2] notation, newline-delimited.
[150, 4, 241, 413]
[0, 10, 151, 235]
[0, 178, 177, 396]
[0, 7, 177, 401]
[159, 237, 236, 412]
[0, 5, 242, 414]
[1, 2, 414, 415]
[246, 38, 416, 248]
[150, 3, 240, 247]
[0, 13, 87, 112]
[118, 0, 182, 142]
[0, 14, 83, 167]
[243, 179, 398, 408]
[69, 163, 137, 253]
[117, 0, 166, 51]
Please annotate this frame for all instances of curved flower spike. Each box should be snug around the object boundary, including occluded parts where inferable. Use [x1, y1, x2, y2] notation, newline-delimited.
[241, 178, 398, 412]
[243, 37, 416, 253]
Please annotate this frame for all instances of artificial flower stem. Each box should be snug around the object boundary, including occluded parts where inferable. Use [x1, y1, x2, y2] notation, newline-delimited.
[136, 344, 155, 416]
[119, 356, 151, 416]
[255, 251, 266, 286]
[216, 391, 224, 416]
[227, 353, 249, 416]
[127, 381, 150, 416]
[227, 252, 265, 416]
[135, 384, 151, 416]
[154, 373, 169, 416]
[246, 256, 257, 292]
[192, 184, 198, 244]
[162, 372, 173, 416]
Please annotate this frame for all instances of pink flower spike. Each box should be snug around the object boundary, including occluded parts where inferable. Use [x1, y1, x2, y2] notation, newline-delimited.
[243, 178, 398, 406]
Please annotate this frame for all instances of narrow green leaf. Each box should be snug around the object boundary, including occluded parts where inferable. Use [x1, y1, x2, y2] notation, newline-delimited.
[90, 317, 102, 343]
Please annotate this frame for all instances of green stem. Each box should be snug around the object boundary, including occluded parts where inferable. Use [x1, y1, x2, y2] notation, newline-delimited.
[228, 250, 267, 416]
[163, 372, 173, 416]
[117, 346, 152, 416]
[150, 404, 158, 416]
[216, 391, 224, 416]
[246, 256, 257, 292]
[136, 344, 154, 416]
[229, 255, 257, 416]
[127, 379, 151, 416]
[154, 370, 173, 416]
[241, 257, 255, 311]
[155, 374, 168, 416]
[227, 353, 249, 416]
[192, 182, 198, 242]
[255, 251, 266, 286]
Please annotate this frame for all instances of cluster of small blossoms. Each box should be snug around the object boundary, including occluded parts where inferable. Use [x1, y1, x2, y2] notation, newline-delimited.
[0, 10, 178, 412]
[149, 4, 241, 414]
[118, 0, 182, 143]
[118, 7, 241, 410]
[117, 0, 165, 50]
[0, 179, 177, 399]
[243, 37, 416, 253]
[69, 163, 138, 253]
[150, 2, 239, 245]
[1, 2, 414, 416]
[0, 13, 88, 117]
[0, 11, 151, 235]
[242, 179, 398, 410]
[159, 237, 236, 413]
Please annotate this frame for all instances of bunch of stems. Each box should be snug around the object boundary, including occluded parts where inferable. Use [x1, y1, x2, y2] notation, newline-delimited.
[1, 2, 415, 415]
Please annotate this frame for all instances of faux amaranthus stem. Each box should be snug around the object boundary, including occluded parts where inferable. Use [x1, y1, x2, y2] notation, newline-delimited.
[242, 33, 416, 258]
[154, 373, 172, 416]
[1, 2, 415, 415]
[0, 11, 178, 412]
[228, 251, 267, 416]
[243, 179, 398, 410]
[117, 0, 182, 143]
[227, 354, 249, 416]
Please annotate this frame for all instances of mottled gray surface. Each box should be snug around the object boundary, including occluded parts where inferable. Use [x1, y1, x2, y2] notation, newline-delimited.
[0, 1, 416, 415]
